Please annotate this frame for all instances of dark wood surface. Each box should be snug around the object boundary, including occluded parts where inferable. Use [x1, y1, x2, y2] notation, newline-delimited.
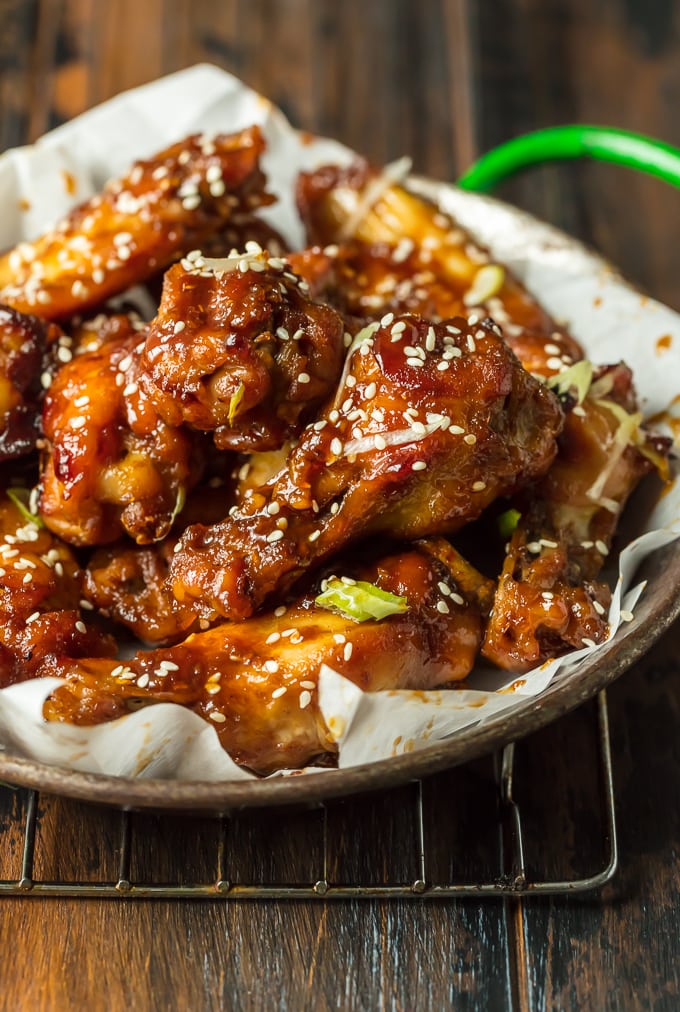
[0, 1, 679, 1009]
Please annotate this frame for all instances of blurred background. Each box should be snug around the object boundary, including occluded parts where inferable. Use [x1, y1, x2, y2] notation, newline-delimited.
[1, 0, 679, 310]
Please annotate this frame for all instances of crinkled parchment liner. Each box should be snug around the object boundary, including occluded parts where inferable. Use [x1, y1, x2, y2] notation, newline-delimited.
[0, 65, 678, 782]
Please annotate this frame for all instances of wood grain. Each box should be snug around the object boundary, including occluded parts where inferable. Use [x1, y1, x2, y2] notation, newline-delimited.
[0, 0, 680, 1008]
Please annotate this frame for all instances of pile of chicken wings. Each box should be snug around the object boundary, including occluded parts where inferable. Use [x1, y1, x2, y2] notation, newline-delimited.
[0, 127, 667, 772]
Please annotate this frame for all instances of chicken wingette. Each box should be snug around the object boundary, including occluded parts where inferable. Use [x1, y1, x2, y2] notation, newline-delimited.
[44, 544, 483, 773]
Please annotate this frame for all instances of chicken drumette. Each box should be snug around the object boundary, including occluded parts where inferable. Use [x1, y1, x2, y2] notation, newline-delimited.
[170, 313, 563, 620]
[483, 363, 670, 670]
[139, 246, 345, 452]
[0, 495, 114, 684]
[39, 320, 204, 546]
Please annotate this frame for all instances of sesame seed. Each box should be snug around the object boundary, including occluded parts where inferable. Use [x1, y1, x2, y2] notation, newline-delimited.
[472, 481, 486, 491]
[330, 438, 343, 455]
[620, 610, 634, 622]
[118, 355, 133, 372]
[546, 357, 563, 371]
[426, 326, 436, 351]
[467, 335, 476, 353]
[123, 383, 138, 397]
[527, 542, 542, 554]
[406, 357, 424, 368]
[300, 680, 315, 690]
[40, 371, 52, 389]
[463, 433, 477, 445]
[25, 612, 40, 624]
[274, 606, 287, 617]
[330, 502, 340, 515]
[299, 690, 312, 709]
[343, 642, 353, 661]
[267, 502, 280, 515]
[267, 530, 284, 543]
[391, 321, 407, 336]
[209, 711, 226, 723]
[137, 673, 150, 688]
[161, 661, 179, 671]
[333, 633, 346, 644]
[541, 592, 554, 601]
[436, 600, 450, 614]
[412, 461, 427, 471]
[298, 372, 311, 384]
[75, 620, 87, 634]
[438, 581, 451, 596]
[450, 593, 465, 606]
[308, 530, 321, 542]
[436, 361, 450, 371]
[264, 660, 279, 673]
[540, 538, 558, 548]
[272, 687, 287, 699]
[544, 343, 561, 355]
[593, 600, 606, 615]
[449, 425, 465, 435]
[595, 540, 609, 555]
[380, 313, 395, 327]
[173, 321, 186, 334]
[57, 346, 72, 363]
[70, 416, 86, 429]
[364, 382, 377, 399]
[22, 573, 32, 584]
[374, 434, 386, 450]
[111, 665, 125, 677]
[266, 632, 281, 644]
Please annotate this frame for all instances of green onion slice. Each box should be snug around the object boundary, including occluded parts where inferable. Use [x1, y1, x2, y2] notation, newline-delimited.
[497, 508, 521, 539]
[546, 360, 593, 404]
[6, 487, 44, 528]
[228, 382, 245, 424]
[315, 578, 408, 622]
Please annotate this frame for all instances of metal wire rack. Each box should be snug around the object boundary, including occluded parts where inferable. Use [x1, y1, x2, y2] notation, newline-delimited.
[0, 691, 617, 900]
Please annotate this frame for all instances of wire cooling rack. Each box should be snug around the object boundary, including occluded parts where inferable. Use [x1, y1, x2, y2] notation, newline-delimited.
[0, 691, 616, 900]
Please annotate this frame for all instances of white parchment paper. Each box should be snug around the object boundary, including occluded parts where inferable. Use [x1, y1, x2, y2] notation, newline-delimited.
[0, 65, 679, 780]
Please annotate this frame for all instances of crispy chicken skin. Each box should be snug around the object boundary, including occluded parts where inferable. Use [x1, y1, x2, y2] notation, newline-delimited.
[0, 497, 114, 683]
[44, 547, 483, 773]
[140, 248, 345, 452]
[482, 364, 667, 670]
[0, 127, 272, 320]
[170, 314, 563, 620]
[0, 306, 61, 460]
[40, 324, 204, 546]
[294, 162, 582, 375]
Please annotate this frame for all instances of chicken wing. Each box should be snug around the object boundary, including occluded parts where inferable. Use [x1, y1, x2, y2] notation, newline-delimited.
[294, 162, 581, 375]
[0, 494, 114, 684]
[0, 305, 63, 461]
[170, 313, 563, 620]
[139, 246, 345, 452]
[39, 324, 205, 546]
[482, 363, 669, 670]
[43, 546, 483, 773]
[0, 127, 272, 320]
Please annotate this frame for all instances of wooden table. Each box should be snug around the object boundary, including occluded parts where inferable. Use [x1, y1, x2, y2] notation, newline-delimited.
[1, 2, 679, 1009]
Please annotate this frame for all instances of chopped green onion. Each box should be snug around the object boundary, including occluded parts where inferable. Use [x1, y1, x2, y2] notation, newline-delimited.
[6, 488, 44, 528]
[228, 382, 245, 424]
[315, 578, 408, 622]
[497, 508, 521, 539]
[546, 360, 593, 404]
[169, 486, 186, 526]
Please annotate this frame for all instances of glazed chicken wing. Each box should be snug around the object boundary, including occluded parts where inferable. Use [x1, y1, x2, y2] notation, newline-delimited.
[0, 127, 272, 320]
[294, 162, 581, 376]
[170, 314, 563, 620]
[40, 323, 204, 546]
[0, 305, 62, 460]
[482, 363, 669, 670]
[0, 495, 114, 683]
[44, 545, 483, 773]
[139, 246, 345, 452]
